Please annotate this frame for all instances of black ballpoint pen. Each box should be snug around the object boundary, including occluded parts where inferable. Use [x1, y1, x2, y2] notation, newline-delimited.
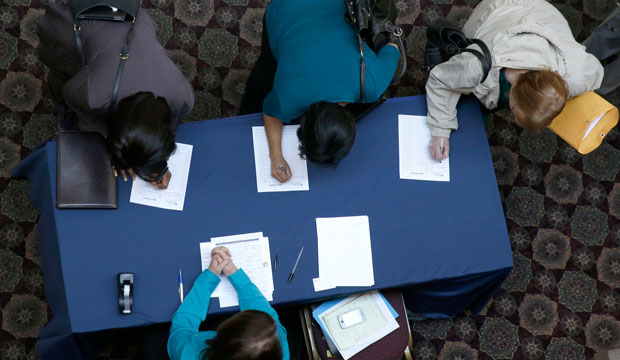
[288, 247, 304, 283]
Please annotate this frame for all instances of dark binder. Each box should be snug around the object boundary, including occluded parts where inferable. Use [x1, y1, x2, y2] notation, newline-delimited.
[56, 131, 117, 209]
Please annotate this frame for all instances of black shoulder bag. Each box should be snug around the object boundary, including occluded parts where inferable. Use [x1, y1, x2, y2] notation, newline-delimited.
[344, 0, 407, 102]
[56, 0, 140, 209]
[425, 19, 492, 83]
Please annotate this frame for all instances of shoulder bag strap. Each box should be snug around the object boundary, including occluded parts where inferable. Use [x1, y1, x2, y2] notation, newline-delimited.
[358, 33, 366, 102]
[463, 38, 492, 83]
[110, 17, 135, 110]
[72, 17, 135, 111]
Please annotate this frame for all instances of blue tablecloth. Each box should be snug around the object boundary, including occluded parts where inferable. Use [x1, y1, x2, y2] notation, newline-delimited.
[12, 95, 512, 359]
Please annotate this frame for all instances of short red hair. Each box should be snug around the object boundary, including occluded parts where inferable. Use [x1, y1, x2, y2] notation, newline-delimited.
[511, 69, 569, 131]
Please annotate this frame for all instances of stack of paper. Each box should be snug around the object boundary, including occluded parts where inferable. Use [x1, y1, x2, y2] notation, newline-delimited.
[252, 125, 310, 192]
[398, 115, 450, 182]
[314, 216, 374, 291]
[200, 232, 274, 308]
[313, 291, 399, 359]
[130, 143, 193, 211]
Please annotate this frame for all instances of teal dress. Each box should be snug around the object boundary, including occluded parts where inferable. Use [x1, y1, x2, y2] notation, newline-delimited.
[263, 0, 400, 123]
[167, 269, 290, 360]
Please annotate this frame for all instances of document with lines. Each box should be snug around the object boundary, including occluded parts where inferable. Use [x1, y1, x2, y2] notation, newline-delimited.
[252, 125, 309, 192]
[129, 143, 193, 211]
[200, 232, 274, 308]
[398, 115, 450, 182]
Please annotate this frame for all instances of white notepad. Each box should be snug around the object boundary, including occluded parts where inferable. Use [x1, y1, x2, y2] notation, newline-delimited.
[316, 216, 375, 288]
[252, 125, 310, 192]
[398, 115, 450, 182]
[129, 143, 193, 211]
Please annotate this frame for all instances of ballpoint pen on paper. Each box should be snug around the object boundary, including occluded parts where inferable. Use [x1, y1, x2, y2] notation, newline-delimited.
[439, 137, 444, 163]
[178, 268, 184, 303]
[288, 247, 304, 283]
[279, 164, 287, 175]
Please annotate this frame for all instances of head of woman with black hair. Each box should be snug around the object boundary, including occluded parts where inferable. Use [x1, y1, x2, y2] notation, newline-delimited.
[106, 91, 176, 189]
[202, 309, 282, 360]
[297, 102, 356, 166]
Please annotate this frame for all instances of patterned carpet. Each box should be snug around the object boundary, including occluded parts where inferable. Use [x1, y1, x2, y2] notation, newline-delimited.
[0, 0, 619, 359]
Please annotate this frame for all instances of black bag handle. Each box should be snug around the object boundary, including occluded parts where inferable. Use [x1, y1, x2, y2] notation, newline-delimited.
[345, 0, 406, 102]
[425, 20, 493, 84]
[70, 0, 139, 110]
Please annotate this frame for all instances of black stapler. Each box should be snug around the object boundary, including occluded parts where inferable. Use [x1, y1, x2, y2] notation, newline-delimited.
[118, 273, 134, 314]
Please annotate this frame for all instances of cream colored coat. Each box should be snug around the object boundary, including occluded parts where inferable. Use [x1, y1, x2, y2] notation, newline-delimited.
[425, 0, 604, 138]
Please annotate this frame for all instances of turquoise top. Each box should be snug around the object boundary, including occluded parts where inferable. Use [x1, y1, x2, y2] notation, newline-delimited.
[263, 0, 400, 123]
[167, 269, 290, 360]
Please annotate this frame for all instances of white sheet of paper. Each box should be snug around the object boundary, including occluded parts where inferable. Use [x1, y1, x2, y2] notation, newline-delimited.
[319, 291, 399, 360]
[252, 125, 310, 192]
[200, 232, 274, 308]
[398, 115, 450, 182]
[316, 216, 374, 288]
[313, 277, 336, 292]
[129, 143, 193, 211]
[583, 111, 607, 140]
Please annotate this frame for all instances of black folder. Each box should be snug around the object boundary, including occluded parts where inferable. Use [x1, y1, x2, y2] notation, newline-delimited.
[56, 131, 117, 209]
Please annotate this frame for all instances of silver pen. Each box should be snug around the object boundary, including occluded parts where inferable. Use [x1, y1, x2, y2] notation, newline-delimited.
[287, 247, 304, 283]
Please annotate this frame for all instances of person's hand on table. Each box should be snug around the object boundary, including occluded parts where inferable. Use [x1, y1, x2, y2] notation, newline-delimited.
[270, 154, 292, 183]
[211, 246, 238, 277]
[112, 166, 136, 182]
[208, 246, 231, 276]
[112, 166, 172, 189]
[150, 169, 172, 190]
[429, 136, 450, 162]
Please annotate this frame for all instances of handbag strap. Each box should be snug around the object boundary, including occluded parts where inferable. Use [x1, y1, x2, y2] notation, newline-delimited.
[461, 39, 492, 83]
[73, 17, 135, 111]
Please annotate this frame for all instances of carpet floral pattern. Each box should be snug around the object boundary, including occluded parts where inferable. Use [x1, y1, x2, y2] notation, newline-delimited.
[0, 0, 619, 359]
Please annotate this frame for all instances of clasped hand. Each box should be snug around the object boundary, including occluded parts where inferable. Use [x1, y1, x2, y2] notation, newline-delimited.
[207, 246, 238, 277]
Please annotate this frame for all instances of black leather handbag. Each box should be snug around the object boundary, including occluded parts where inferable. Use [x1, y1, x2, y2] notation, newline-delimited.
[344, 0, 407, 101]
[425, 19, 492, 83]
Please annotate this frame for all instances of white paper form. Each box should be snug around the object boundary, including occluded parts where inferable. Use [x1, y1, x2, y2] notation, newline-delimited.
[319, 291, 399, 359]
[200, 232, 274, 307]
[252, 125, 309, 192]
[316, 216, 374, 288]
[398, 115, 450, 182]
[129, 143, 193, 211]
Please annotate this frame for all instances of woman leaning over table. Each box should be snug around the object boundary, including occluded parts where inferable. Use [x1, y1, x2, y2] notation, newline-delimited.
[239, 0, 400, 182]
[167, 246, 290, 360]
[425, 0, 604, 161]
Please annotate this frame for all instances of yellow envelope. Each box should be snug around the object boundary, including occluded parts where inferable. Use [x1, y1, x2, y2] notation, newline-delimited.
[548, 91, 618, 154]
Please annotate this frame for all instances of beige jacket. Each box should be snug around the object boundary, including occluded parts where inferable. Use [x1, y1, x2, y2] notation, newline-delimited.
[425, 0, 604, 138]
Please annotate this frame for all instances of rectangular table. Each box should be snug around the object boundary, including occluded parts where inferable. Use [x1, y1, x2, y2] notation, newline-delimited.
[12, 95, 513, 359]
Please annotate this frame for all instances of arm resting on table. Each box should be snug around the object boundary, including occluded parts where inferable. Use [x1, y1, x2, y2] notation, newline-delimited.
[425, 51, 484, 138]
[167, 270, 220, 359]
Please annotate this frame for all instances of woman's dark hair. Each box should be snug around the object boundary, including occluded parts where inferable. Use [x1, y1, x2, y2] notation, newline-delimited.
[297, 102, 356, 166]
[106, 91, 176, 182]
[202, 310, 282, 360]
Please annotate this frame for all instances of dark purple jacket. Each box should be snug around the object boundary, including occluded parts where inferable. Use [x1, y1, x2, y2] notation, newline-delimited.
[37, 2, 194, 130]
